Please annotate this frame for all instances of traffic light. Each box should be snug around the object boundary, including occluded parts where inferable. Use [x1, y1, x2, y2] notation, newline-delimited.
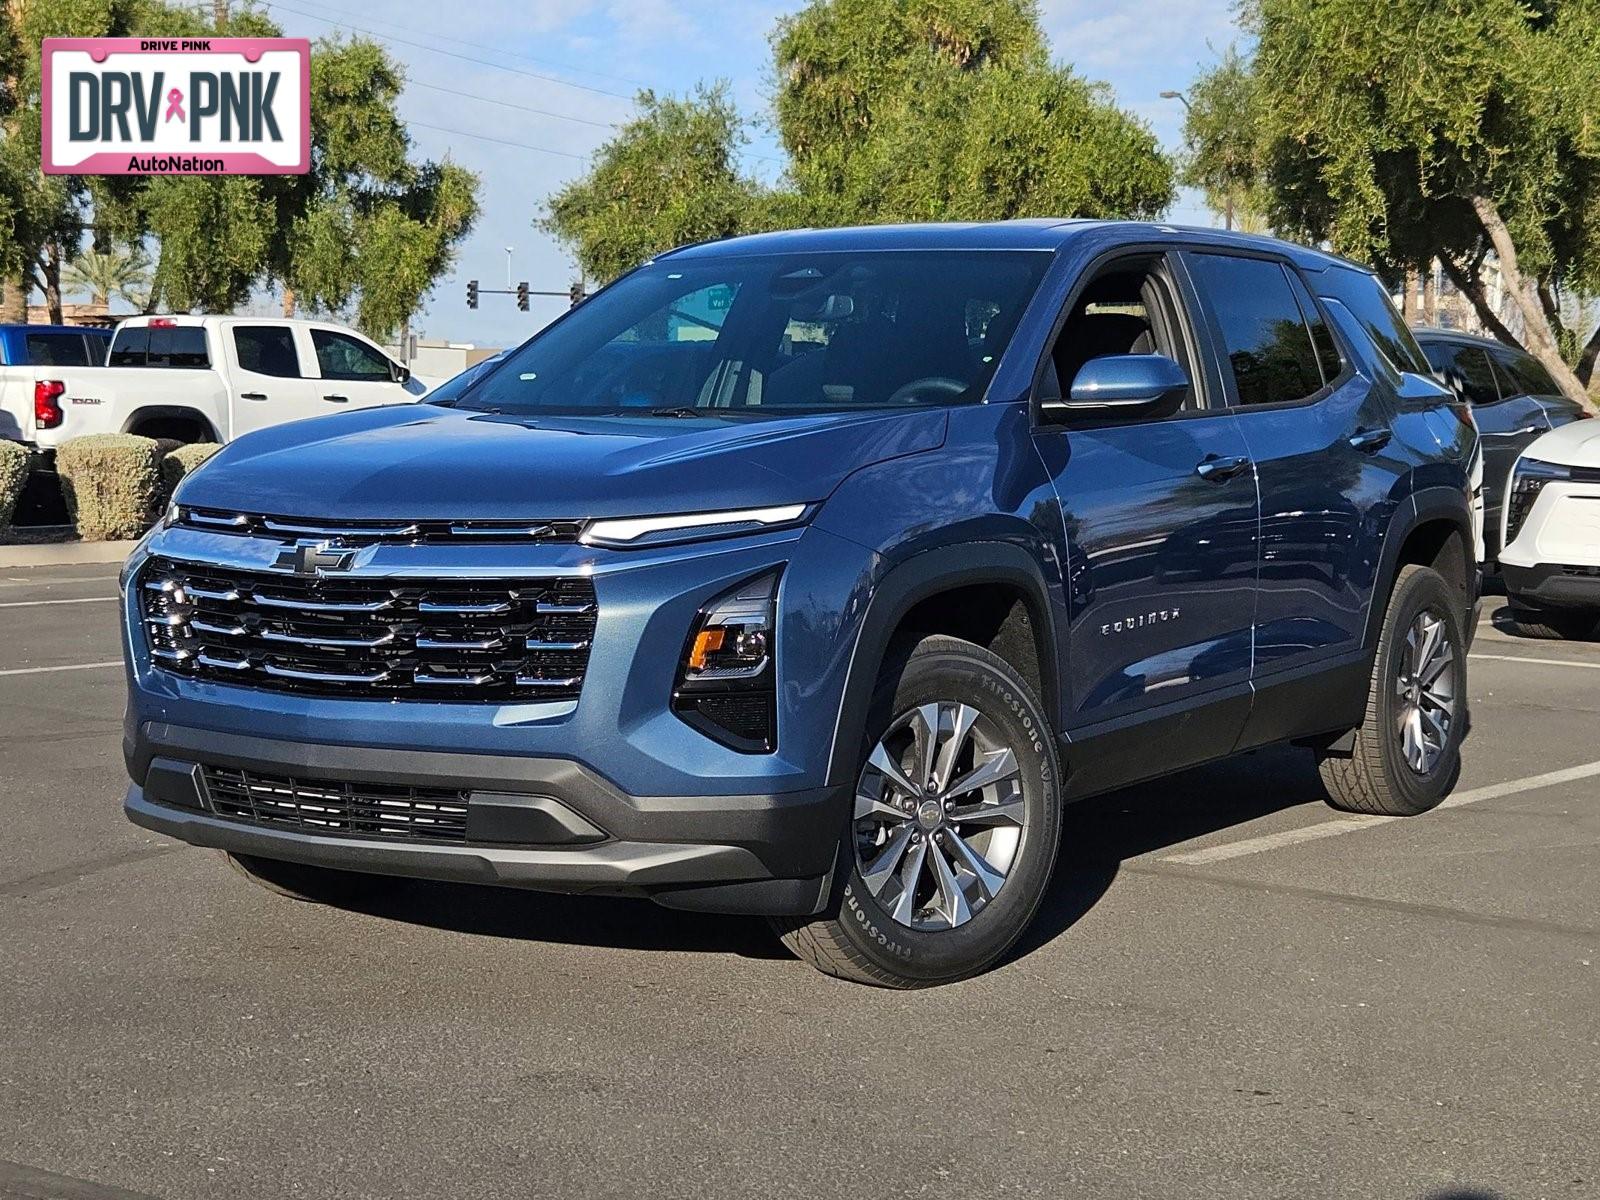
[516, 281, 529, 312]
[568, 281, 584, 308]
[466, 279, 479, 309]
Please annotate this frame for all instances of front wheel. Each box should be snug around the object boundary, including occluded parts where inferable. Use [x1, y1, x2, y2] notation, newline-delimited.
[1318, 565, 1467, 816]
[773, 635, 1062, 988]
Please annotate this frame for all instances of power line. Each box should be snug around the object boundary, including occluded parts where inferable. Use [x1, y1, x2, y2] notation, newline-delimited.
[278, 0, 650, 91]
[405, 80, 615, 131]
[260, 0, 635, 101]
[404, 119, 590, 160]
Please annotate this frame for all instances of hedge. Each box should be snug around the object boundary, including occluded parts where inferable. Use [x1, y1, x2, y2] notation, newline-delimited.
[55, 433, 163, 541]
[0, 440, 28, 535]
[159, 442, 222, 507]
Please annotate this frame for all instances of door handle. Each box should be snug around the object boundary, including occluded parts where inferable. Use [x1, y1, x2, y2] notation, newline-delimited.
[323, 393, 349, 403]
[1347, 426, 1393, 453]
[240, 392, 267, 401]
[1195, 454, 1251, 481]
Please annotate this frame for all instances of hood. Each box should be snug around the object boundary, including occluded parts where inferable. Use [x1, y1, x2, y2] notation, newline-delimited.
[1525, 417, 1600, 469]
[180, 404, 949, 520]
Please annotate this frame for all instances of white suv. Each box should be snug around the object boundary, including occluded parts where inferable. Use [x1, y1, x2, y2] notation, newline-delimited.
[1500, 419, 1600, 638]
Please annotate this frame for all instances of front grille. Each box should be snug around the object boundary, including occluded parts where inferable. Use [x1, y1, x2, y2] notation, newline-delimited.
[204, 765, 469, 841]
[140, 556, 596, 702]
[176, 507, 583, 545]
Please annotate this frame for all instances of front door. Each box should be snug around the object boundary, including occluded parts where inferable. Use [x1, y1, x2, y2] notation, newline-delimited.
[307, 327, 411, 412]
[1032, 252, 1260, 794]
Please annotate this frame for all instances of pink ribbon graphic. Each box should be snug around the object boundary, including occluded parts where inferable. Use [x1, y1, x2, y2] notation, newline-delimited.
[164, 88, 185, 123]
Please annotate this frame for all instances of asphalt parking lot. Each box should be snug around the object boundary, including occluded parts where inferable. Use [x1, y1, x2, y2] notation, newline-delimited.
[1, 562, 1596, 1200]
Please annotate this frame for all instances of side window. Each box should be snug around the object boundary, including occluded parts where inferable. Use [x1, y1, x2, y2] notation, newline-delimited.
[311, 330, 393, 381]
[1319, 266, 1430, 375]
[109, 326, 149, 367]
[24, 333, 92, 367]
[85, 333, 111, 364]
[1427, 344, 1500, 405]
[233, 326, 302, 378]
[148, 326, 209, 368]
[1284, 269, 1343, 384]
[1187, 253, 1325, 407]
[1039, 255, 1198, 419]
[1492, 349, 1560, 398]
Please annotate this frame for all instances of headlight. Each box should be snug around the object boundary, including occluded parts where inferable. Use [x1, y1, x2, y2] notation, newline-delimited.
[1505, 457, 1569, 547]
[673, 569, 780, 752]
[581, 504, 807, 549]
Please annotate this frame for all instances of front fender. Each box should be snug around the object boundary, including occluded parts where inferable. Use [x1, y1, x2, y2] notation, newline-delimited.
[823, 540, 1062, 788]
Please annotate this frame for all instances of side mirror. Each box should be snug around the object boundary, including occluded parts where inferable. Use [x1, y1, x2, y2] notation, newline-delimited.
[390, 360, 411, 384]
[1042, 354, 1190, 422]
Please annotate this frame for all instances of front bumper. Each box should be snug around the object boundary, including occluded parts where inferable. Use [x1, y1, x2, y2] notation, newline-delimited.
[125, 723, 843, 915]
[1500, 562, 1600, 612]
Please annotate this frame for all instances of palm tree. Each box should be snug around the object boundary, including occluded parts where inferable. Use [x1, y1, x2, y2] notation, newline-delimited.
[62, 246, 152, 310]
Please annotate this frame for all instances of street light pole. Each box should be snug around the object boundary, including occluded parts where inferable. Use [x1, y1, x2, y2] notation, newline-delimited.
[1160, 88, 1233, 232]
[504, 247, 514, 290]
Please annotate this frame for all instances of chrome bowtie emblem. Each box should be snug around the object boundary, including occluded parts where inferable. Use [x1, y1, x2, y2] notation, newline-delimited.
[273, 542, 356, 577]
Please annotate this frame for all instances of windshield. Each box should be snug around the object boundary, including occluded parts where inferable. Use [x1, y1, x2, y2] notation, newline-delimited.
[447, 250, 1050, 417]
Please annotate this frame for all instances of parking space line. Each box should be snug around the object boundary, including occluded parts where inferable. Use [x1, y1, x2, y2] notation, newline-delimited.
[0, 660, 121, 677]
[1161, 758, 1600, 866]
[0, 596, 118, 608]
[1471, 652, 1600, 671]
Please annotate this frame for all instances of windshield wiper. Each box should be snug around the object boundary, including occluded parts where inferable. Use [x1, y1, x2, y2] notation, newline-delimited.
[646, 407, 708, 418]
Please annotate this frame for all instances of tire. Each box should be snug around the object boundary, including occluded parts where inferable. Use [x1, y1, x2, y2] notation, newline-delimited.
[772, 635, 1062, 988]
[224, 851, 394, 905]
[1506, 604, 1597, 641]
[1318, 565, 1467, 816]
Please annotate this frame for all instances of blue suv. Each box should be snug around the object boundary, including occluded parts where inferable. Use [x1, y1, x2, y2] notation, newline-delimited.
[120, 221, 1479, 987]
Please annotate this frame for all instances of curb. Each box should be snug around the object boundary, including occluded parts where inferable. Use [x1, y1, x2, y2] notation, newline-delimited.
[0, 538, 136, 568]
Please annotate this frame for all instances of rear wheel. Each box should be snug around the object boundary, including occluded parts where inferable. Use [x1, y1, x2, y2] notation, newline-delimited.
[1506, 604, 1597, 641]
[224, 851, 394, 905]
[772, 635, 1061, 988]
[1318, 565, 1466, 816]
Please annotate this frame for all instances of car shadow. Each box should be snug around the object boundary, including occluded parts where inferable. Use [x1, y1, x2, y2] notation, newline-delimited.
[1008, 742, 1325, 962]
[1485, 600, 1600, 643]
[319, 742, 1327, 969]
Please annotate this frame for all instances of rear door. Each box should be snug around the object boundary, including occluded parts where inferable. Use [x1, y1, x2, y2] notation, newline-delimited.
[225, 323, 325, 437]
[306, 327, 411, 412]
[1423, 339, 1544, 561]
[1182, 250, 1407, 721]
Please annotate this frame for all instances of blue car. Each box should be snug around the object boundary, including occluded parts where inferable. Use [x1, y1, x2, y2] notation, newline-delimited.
[120, 221, 1478, 987]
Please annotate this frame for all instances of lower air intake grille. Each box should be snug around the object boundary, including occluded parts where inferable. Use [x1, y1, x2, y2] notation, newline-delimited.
[140, 557, 596, 702]
[203, 766, 470, 842]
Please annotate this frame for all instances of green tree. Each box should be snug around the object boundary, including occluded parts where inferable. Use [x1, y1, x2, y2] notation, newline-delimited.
[543, 84, 757, 285]
[62, 244, 151, 307]
[1174, 46, 1268, 232]
[1220, 0, 1600, 408]
[544, 0, 1173, 283]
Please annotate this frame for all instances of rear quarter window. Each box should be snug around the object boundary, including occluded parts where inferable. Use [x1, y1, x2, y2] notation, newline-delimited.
[1318, 266, 1429, 376]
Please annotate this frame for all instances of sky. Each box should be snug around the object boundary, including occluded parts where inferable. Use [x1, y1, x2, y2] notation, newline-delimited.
[248, 0, 1244, 349]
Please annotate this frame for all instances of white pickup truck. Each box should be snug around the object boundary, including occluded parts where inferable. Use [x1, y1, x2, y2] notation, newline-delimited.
[0, 315, 427, 452]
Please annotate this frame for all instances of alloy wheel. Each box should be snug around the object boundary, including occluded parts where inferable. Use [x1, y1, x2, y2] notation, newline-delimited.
[853, 701, 1026, 931]
[1395, 608, 1457, 775]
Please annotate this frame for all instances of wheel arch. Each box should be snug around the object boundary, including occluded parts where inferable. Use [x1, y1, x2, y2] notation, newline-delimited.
[1363, 486, 1476, 651]
[122, 406, 218, 442]
[825, 542, 1060, 787]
